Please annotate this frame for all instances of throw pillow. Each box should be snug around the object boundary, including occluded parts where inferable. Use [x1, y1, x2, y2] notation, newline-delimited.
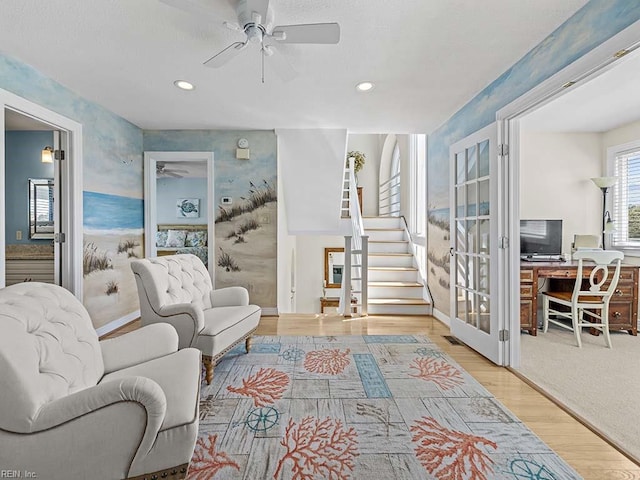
[156, 230, 168, 247]
[185, 230, 207, 247]
[166, 229, 187, 248]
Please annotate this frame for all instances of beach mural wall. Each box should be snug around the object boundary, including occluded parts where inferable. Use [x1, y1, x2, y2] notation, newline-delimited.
[143, 130, 277, 308]
[427, 0, 640, 316]
[0, 52, 144, 330]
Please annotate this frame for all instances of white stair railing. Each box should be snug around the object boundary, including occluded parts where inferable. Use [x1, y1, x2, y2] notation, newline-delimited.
[379, 172, 401, 217]
[339, 158, 368, 316]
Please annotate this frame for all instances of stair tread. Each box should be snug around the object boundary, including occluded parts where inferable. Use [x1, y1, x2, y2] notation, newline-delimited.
[369, 252, 412, 256]
[369, 281, 423, 287]
[365, 228, 404, 231]
[369, 266, 418, 271]
[368, 298, 431, 305]
[369, 240, 408, 243]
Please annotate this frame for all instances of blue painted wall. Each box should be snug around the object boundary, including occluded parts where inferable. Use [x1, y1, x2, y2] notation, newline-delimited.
[426, 1, 640, 315]
[157, 177, 208, 225]
[5, 131, 54, 244]
[144, 130, 277, 307]
[0, 53, 143, 329]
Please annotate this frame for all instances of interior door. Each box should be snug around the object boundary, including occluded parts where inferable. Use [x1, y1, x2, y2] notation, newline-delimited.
[449, 123, 503, 364]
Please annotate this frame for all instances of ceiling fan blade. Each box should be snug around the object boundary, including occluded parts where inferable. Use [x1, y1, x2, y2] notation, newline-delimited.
[271, 23, 340, 44]
[203, 41, 247, 68]
[159, 0, 222, 21]
[244, 0, 270, 26]
[165, 171, 183, 178]
[263, 45, 297, 83]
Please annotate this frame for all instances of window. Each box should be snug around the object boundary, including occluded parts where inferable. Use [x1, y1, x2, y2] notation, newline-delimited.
[609, 141, 640, 248]
[409, 134, 426, 235]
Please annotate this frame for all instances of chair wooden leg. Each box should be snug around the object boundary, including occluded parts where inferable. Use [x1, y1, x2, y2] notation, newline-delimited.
[245, 336, 253, 353]
[202, 356, 214, 385]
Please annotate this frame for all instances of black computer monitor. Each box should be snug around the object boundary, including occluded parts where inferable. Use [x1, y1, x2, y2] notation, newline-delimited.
[520, 219, 563, 256]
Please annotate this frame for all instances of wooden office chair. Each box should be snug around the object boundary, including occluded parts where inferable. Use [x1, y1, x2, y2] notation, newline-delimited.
[542, 249, 623, 348]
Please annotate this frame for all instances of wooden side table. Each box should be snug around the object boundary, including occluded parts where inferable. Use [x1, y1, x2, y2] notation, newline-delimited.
[320, 296, 357, 313]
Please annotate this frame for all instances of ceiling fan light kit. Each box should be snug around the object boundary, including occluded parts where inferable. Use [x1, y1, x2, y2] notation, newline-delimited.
[162, 0, 340, 83]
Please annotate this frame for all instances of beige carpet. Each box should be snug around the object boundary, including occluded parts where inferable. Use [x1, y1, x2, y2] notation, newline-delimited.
[519, 324, 640, 463]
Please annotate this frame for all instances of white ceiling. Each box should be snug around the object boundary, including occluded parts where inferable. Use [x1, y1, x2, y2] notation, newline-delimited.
[0, 0, 588, 133]
[521, 48, 640, 133]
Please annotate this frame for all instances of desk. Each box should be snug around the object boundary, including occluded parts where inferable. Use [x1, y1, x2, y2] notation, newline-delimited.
[520, 261, 639, 336]
[320, 296, 357, 313]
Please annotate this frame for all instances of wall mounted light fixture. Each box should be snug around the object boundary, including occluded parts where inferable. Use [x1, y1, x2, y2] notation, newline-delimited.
[591, 176, 618, 250]
[41, 146, 54, 163]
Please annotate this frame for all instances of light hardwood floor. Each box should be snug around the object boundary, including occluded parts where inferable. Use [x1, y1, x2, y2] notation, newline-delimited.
[107, 313, 640, 480]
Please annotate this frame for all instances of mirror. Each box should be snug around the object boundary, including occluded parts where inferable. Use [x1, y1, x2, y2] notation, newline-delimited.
[324, 247, 345, 288]
[29, 178, 54, 239]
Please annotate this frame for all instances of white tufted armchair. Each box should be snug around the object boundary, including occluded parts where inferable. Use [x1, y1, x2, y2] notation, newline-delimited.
[0, 282, 201, 480]
[130, 254, 261, 384]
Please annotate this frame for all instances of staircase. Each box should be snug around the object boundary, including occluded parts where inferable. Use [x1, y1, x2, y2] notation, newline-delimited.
[364, 216, 432, 315]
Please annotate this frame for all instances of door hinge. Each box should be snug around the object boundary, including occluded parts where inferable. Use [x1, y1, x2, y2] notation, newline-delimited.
[499, 329, 509, 341]
[499, 236, 509, 249]
[54, 149, 65, 161]
[498, 144, 508, 156]
[54, 232, 66, 243]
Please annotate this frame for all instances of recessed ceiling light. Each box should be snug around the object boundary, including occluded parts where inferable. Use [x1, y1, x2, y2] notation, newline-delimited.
[174, 80, 195, 91]
[356, 81, 374, 92]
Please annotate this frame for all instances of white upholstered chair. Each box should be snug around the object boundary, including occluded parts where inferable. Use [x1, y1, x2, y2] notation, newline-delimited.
[0, 282, 200, 480]
[131, 254, 261, 384]
[542, 249, 624, 348]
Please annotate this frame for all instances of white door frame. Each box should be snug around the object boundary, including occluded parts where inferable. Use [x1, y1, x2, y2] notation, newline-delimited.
[0, 88, 83, 298]
[496, 21, 640, 368]
[143, 151, 215, 277]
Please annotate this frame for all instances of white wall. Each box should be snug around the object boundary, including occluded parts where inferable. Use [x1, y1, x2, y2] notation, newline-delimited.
[520, 131, 602, 254]
[276, 129, 347, 234]
[602, 119, 640, 156]
[396, 134, 411, 220]
[294, 234, 345, 312]
[347, 134, 381, 216]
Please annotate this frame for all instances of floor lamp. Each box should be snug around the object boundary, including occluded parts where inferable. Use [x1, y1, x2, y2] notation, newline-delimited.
[591, 176, 617, 250]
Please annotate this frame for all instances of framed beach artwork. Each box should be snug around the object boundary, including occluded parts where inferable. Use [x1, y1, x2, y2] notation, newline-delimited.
[177, 198, 200, 218]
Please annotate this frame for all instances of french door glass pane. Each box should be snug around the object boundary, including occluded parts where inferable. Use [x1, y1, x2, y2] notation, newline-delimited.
[479, 219, 490, 254]
[478, 180, 490, 215]
[456, 186, 465, 218]
[456, 254, 468, 288]
[468, 293, 478, 327]
[456, 152, 465, 184]
[456, 220, 466, 253]
[467, 219, 477, 254]
[478, 140, 490, 177]
[467, 145, 477, 181]
[456, 287, 468, 323]
[479, 294, 490, 333]
[479, 256, 490, 295]
[467, 183, 477, 216]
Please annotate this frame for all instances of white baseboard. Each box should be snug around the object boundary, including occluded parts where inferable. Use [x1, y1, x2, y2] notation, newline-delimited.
[432, 308, 450, 327]
[95, 310, 140, 337]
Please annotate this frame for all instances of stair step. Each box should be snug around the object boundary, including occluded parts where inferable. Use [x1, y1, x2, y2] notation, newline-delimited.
[368, 298, 431, 305]
[369, 266, 418, 271]
[369, 240, 408, 244]
[369, 253, 412, 257]
[369, 281, 423, 287]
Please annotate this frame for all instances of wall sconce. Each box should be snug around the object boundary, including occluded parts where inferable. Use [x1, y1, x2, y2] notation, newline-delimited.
[591, 176, 618, 250]
[41, 146, 53, 163]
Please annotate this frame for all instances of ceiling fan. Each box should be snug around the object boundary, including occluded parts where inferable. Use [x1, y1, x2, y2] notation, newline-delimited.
[156, 162, 188, 178]
[160, 0, 340, 81]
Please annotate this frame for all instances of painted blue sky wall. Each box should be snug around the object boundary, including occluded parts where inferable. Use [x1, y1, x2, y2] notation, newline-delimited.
[427, 1, 640, 315]
[143, 130, 277, 307]
[1, 52, 144, 328]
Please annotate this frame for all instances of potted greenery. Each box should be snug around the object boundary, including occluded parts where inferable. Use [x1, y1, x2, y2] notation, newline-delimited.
[346, 151, 366, 183]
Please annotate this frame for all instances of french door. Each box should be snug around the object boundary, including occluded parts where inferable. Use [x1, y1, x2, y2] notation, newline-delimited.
[449, 123, 505, 365]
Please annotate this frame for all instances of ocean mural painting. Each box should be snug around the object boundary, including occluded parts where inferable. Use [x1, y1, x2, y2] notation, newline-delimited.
[83, 191, 144, 327]
[427, 1, 640, 316]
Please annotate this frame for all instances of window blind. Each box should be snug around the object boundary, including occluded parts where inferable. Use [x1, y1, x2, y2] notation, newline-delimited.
[612, 148, 640, 247]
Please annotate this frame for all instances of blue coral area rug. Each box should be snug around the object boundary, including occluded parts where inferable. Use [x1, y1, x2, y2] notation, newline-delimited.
[189, 335, 581, 480]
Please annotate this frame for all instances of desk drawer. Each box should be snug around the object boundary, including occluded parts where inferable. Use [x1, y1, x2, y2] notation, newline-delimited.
[520, 269, 534, 283]
[520, 285, 533, 298]
[608, 302, 633, 330]
[538, 268, 576, 279]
